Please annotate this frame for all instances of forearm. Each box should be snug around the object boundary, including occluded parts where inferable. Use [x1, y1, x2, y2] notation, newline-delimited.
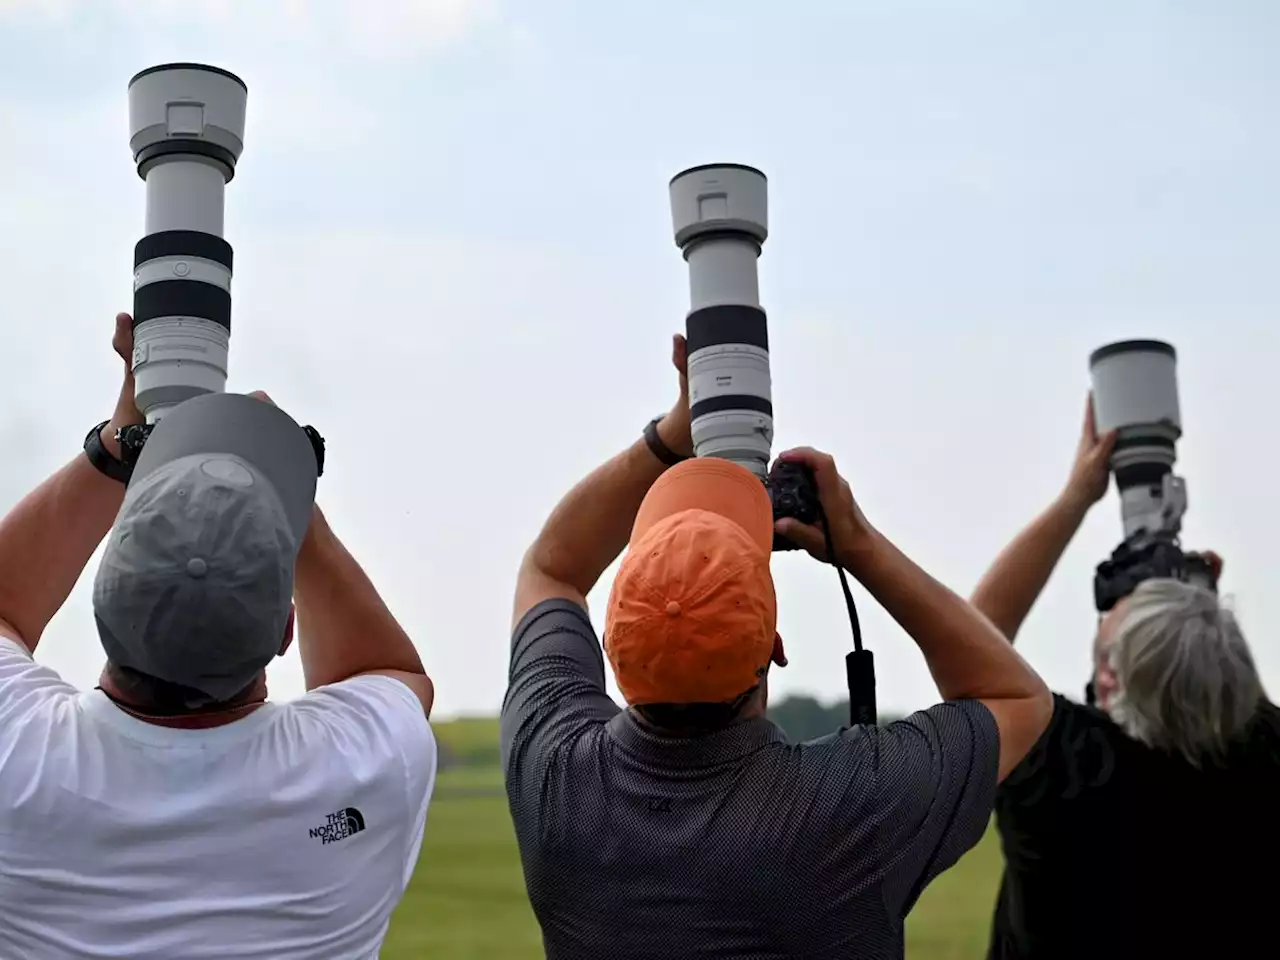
[294, 506, 425, 690]
[969, 490, 1091, 643]
[845, 532, 1046, 703]
[0, 450, 126, 649]
[524, 436, 666, 597]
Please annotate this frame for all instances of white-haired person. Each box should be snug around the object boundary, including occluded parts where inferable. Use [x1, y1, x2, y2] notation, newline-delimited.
[972, 398, 1280, 960]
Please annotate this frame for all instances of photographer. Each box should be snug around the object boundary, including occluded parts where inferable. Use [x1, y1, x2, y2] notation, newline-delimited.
[973, 399, 1280, 959]
[0, 314, 436, 959]
[502, 334, 1052, 960]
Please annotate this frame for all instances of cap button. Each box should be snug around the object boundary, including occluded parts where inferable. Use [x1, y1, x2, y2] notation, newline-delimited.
[666, 601, 681, 617]
[186, 558, 208, 579]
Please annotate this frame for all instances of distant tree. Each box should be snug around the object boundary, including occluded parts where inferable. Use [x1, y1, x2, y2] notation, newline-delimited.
[768, 695, 903, 741]
[767, 695, 835, 742]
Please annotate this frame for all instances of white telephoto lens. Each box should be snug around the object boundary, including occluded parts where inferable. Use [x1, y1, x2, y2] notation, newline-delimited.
[127, 63, 247, 423]
[1089, 339, 1183, 537]
[669, 163, 772, 477]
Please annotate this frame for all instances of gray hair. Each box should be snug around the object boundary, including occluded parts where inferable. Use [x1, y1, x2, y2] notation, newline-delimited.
[1106, 579, 1263, 767]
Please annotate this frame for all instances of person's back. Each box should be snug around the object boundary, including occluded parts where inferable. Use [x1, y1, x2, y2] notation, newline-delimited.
[969, 399, 1280, 959]
[0, 331, 438, 959]
[990, 694, 1280, 959]
[506, 607, 997, 959]
[0, 647, 433, 959]
[504, 339, 1053, 960]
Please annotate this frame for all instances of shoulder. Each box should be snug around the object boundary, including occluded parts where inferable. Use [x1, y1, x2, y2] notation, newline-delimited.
[843, 700, 999, 775]
[889, 699, 1000, 745]
[795, 703, 1001, 913]
[303, 672, 432, 715]
[787, 700, 999, 802]
[1228, 700, 1280, 768]
[291, 674, 434, 740]
[1010, 694, 1116, 772]
[512, 598, 598, 650]
[0, 642, 83, 806]
[0, 636, 77, 720]
[285, 676, 438, 786]
[504, 598, 606, 702]
[870, 700, 1000, 798]
[501, 598, 618, 779]
[997, 693, 1120, 811]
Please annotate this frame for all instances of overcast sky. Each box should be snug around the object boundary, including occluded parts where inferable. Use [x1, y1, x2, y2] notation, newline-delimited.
[1, 0, 1277, 719]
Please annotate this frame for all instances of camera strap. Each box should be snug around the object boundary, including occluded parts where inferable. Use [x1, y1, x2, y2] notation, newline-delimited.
[815, 501, 877, 726]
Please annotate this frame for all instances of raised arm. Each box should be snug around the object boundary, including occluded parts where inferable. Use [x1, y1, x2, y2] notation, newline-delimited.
[969, 396, 1115, 642]
[511, 335, 692, 628]
[0, 313, 143, 651]
[292, 504, 434, 713]
[775, 446, 1052, 782]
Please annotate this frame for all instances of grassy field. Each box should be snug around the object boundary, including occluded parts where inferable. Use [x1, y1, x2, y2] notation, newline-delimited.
[382, 719, 1004, 959]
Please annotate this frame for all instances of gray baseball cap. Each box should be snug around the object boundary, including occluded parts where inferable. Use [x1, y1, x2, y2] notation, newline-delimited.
[93, 393, 319, 701]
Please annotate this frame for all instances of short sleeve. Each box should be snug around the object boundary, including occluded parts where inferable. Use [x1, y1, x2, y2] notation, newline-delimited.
[870, 699, 1001, 917]
[500, 600, 619, 813]
[293, 675, 438, 887]
[0, 637, 77, 724]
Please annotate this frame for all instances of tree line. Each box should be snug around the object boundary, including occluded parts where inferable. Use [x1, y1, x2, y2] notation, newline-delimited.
[434, 696, 904, 772]
[767, 695, 903, 741]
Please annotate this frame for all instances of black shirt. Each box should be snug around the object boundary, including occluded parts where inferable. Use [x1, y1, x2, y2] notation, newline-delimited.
[502, 600, 1001, 960]
[989, 693, 1280, 959]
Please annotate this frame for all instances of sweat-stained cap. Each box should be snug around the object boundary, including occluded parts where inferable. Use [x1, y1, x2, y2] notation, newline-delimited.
[93, 393, 318, 701]
[604, 457, 778, 706]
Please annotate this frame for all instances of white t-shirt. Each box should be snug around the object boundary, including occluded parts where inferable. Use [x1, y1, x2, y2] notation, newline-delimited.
[0, 637, 437, 959]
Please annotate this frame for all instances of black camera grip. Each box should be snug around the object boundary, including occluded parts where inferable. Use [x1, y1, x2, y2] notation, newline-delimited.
[847, 649, 877, 725]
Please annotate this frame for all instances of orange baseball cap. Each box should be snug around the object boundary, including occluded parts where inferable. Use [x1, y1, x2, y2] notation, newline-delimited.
[604, 457, 780, 706]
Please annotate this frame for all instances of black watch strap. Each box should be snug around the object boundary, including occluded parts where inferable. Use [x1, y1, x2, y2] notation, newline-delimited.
[84, 420, 133, 484]
[644, 415, 688, 467]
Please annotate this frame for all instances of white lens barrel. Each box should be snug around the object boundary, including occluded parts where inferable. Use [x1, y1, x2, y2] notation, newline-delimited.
[144, 161, 227, 236]
[127, 63, 247, 423]
[669, 164, 773, 477]
[686, 238, 761, 312]
[1089, 339, 1183, 537]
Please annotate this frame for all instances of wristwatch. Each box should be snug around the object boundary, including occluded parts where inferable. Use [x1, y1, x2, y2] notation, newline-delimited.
[83, 420, 133, 484]
[644, 415, 689, 468]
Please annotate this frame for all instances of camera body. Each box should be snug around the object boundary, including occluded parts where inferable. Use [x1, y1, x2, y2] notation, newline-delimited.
[1093, 533, 1216, 613]
[768, 460, 820, 551]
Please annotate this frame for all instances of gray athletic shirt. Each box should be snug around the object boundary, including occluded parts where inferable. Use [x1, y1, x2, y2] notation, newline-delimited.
[501, 599, 1000, 960]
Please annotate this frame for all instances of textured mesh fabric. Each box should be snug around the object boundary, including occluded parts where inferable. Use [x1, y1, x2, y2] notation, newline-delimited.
[502, 600, 1000, 960]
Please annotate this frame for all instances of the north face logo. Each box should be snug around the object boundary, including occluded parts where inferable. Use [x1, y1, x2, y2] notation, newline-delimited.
[309, 807, 366, 844]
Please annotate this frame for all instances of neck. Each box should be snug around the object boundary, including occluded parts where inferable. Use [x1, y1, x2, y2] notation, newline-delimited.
[98, 667, 269, 730]
[630, 698, 765, 738]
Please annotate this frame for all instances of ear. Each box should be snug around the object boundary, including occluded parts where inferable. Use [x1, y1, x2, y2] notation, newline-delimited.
[1202, 550, 1224, 585]
[771, 632, 788, 668]
[279, 604, 296, 657]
